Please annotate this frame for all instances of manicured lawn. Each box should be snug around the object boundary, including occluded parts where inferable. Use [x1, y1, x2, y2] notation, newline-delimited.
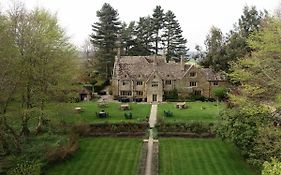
[47, 138, 142, 175]
[158, 101, 223, 122]
[48, 102, 151, 124]
[159, 138, 256, 175]
[6, 102, 151, 128]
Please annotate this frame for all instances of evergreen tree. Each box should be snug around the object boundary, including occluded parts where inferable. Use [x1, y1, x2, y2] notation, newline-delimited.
[90, 3, 121, 78]
[152, 5, 165, 54]
[120, 21, 136, 55]
[130, 16, 153, 56]
[163, 10, 187, 60]
[201, 5, 267, 72]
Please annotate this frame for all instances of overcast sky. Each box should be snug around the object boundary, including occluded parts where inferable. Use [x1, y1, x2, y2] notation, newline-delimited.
[1, 0, 280, 51]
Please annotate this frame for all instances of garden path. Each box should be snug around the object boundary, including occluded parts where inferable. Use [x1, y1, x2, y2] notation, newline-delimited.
[145, 104, 158, 175]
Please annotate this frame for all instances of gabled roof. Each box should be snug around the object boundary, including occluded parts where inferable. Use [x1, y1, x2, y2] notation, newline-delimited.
[113, 55, 225, 81]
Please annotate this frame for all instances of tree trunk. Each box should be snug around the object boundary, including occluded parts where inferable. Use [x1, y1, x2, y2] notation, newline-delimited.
[20, 112, 30, 137]
[35, 116, 43, 135]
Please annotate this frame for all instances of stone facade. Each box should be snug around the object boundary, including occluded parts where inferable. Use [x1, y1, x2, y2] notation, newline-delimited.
[112, 55, 226, 103]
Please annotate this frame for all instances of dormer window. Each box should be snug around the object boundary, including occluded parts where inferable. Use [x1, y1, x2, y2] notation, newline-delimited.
[125, 75, 127, 78]
[190, 72, 196, 77]
[136, 81, 143, 85]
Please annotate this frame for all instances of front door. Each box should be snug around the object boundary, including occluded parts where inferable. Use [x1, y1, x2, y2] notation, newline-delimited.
[152, 94, 157, 102]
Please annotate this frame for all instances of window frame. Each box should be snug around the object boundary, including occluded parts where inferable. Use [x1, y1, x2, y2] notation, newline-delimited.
[189, 81, 197, 87]
[189, 72, 197, 77]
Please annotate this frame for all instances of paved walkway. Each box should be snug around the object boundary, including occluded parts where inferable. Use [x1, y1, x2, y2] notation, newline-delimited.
[149, 104, 157, 128]
[145, 104, 158, 175]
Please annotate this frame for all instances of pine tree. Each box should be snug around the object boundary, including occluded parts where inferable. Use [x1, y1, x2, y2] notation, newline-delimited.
[129, 16, 153, 56]
[152, 6, 165, 54]
[90, 3, 121, 78]
[163, 10, 187, 60]
[120, 21, 136, 55]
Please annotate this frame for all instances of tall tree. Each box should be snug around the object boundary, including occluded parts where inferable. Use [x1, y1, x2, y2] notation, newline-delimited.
[0, 9, 22, 154]
[152, 5, 165, 54]
[8, 3, 77, 135]
[218, 17, 281, 168]
[162, 10, 187, 60]
[201, 5, 267, 72]
[120, 21, 136, 55]
[130, 16, 153, 56]
[201, 26, 226, 71]
[90, 3, 121, 78]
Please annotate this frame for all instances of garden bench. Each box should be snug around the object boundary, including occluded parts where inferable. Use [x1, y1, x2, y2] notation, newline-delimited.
[120, 104, 130, 110]
[176, 102, 186, 109]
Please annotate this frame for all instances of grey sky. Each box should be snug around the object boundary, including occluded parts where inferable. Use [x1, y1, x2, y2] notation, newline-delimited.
[1, 0, 280, 51]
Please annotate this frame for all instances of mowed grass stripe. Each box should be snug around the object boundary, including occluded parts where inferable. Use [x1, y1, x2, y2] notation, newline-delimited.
[109, 139, 130, 175]
[207, 141, 227, 175]
[47, 138, 142, 175]
[192, 140, 206, 175]
[159, 138, 257, 175]
[94, 138, 117, 175]
[103, 139, 124, 175]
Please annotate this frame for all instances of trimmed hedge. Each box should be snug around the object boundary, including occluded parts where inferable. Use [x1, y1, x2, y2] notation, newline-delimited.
[156, 122, 215, 138]
[73, 122, 149, 136]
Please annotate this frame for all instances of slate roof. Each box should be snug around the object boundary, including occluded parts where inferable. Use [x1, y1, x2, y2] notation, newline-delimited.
[113, 55, 224, 81]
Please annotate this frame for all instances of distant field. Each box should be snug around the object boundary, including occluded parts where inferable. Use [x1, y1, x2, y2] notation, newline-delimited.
[158, 102, 223, 122]
[47, 138, 142, 175]
[159, 138, 256, 175]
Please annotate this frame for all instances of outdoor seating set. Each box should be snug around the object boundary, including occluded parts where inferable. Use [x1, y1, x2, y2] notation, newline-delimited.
[96, 110, 109, 118]
[176, 102, 186, 109]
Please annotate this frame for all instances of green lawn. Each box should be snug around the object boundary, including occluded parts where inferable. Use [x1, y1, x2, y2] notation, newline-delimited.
[47, 138, 142, 175]
[6, 102, 151, 129]
[49, 102, 151, 124]
[158, 101, 223, 122]
[159, 138, 256, 175]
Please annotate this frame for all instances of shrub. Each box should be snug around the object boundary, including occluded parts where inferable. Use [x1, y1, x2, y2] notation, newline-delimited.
[7, 161, 41, 175]
[163, 110, 173, 117]
[212, 87, 227, 101]
[262, 158, 281, 175]
[94, 79, 109, 93]
[46, 134, 79, 164]
[164, 89, 179, 101]
[124, 112, 133, 119]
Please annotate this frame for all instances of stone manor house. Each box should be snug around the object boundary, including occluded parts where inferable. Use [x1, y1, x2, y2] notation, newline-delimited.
[112, 54, 226, 103]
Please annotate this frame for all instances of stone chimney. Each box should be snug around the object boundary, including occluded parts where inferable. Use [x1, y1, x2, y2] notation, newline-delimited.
[180, 55, 185, 71]
[153, 54, 157, 71]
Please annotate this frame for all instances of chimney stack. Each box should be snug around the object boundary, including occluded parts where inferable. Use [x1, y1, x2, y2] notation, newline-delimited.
[180, 55, 185, 71]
